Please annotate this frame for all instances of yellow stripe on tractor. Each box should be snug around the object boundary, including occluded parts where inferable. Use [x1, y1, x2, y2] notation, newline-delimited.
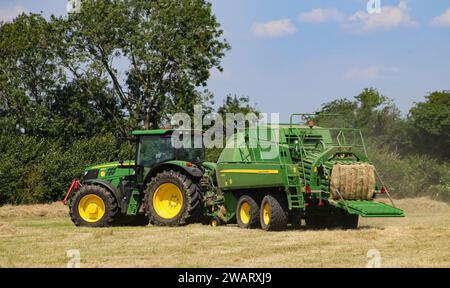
[220, 169, 279, 174]
[90, 162, 135, 170]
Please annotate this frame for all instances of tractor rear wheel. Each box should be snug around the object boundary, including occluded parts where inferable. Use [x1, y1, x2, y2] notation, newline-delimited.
[260, 194, 288, 231]
[236, 194, 260, 229]
[70, 185, 119, 227]
[144, 170, 201, 226]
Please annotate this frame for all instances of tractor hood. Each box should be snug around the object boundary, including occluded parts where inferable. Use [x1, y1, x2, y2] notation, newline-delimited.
[83, 160, 136, 183]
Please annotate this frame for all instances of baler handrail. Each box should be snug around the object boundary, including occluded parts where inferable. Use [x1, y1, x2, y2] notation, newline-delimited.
[289, 113, 306, 130]
[332, 185, 350, 212]
[359, 130, 368, 158]
[289, 113, 342, 129]
[336, 130, 343, 146]
[374, 169, 396, 208]
[327, 128, 368, 157]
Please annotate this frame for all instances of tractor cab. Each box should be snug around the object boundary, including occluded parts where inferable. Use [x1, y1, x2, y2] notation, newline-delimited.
[133, 129, 205, 170]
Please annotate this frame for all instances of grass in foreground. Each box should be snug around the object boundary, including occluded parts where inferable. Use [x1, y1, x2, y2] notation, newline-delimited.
[0, 198, 449, 268]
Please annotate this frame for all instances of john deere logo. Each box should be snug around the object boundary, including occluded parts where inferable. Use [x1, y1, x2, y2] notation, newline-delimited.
[100, 171, 106, 177]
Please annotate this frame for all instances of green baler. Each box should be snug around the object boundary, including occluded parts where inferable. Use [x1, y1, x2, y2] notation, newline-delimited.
[206, 114, 404, 230]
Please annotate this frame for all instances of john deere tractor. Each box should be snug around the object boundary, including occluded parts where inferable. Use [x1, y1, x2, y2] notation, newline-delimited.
[65, 113, 404, 230]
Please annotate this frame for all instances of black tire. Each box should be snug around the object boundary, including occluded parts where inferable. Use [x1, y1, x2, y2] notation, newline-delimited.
[341, 213, 359, 229]
[236, 194, 260, 229]
[70, 185, 119, 227]
[260, 194, 288, 231]
[144, 170, 202, 226]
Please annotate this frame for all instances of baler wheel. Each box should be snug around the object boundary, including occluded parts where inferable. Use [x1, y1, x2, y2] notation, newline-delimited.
[236, 194, 260, 229]
[70, 185, 119, 227]
[260, 194, 288, 231]
[144, 170, 201, 226]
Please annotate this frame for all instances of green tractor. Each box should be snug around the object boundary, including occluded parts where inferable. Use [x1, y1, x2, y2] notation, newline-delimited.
[64, 113, 404, 230]
[64, 129, 208, 227]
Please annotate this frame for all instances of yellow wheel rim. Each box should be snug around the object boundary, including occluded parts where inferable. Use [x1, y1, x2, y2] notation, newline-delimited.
[263, 202, 270, 225]
[239, 201, 251, 224]
[78, 194, 106, 223]
[153, 183, 184, 219]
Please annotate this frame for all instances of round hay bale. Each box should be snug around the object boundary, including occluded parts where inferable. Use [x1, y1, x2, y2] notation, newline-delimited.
[330, 163, 376, 200]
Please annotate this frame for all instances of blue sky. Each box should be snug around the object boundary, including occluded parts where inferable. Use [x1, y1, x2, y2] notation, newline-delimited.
[1, 0, 450, 120]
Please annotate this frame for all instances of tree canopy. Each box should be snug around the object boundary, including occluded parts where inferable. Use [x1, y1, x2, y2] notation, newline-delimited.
[320, 88, 408, 153]
[408, 91, 450, 159]
[0, 0, 230, 138]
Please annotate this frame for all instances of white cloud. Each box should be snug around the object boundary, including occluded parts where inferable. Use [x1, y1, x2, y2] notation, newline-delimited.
[252, 19, 296, 38]
[344, 66, 398, 81]
[299, 8, 345, 23]
[346, 1, 418, 32]
[0, 6, 27, 23]
[430, 8, 450, 27]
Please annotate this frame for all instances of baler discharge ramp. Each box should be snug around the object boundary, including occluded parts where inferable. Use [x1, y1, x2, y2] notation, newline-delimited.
[330, 200, 405, 217]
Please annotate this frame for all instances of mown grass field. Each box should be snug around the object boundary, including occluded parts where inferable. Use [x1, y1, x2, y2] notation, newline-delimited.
[0, 198, 449, 268]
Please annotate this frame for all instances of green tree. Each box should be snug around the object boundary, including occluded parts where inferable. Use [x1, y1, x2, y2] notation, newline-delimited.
[204, 94, 259, 162]
[0, 13, 63, 135]
[408, 91, 450, 159]
[217, 94, 259, 116]
[0, 14, 122, 141]
[60, 0, 229, 129]
[320, 88, 407, 151]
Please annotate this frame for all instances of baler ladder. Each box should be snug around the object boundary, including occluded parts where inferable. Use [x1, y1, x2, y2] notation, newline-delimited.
[279, 145, 304, 210]
[284, 170, 304, 209]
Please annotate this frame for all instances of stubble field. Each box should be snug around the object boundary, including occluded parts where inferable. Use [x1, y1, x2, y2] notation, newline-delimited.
[0, 198, 449, 268]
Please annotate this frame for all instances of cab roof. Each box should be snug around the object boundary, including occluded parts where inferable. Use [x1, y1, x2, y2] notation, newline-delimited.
[131, 129, 203, 136]
[131, 129, 174, 136]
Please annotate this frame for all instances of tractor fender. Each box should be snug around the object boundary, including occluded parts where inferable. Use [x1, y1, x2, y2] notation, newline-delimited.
[83, 179, 122, 205]
[144, 162, 204, 184]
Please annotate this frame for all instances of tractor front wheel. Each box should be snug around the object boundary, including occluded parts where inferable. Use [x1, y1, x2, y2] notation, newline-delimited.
[70, 185, 119, 227]
[144, 170, 201, 226]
